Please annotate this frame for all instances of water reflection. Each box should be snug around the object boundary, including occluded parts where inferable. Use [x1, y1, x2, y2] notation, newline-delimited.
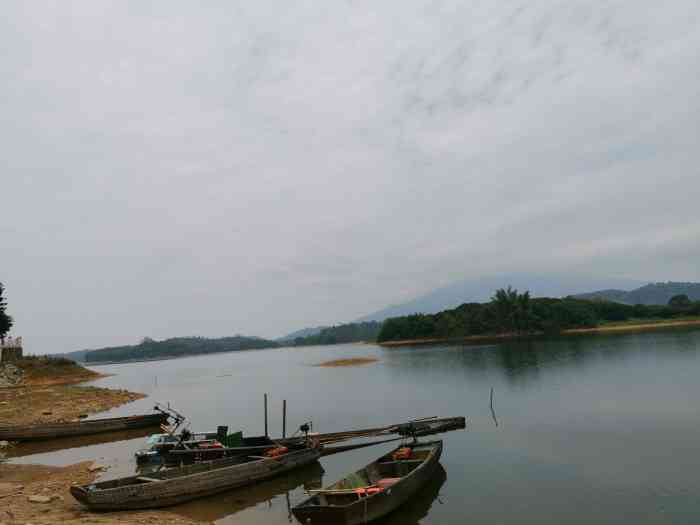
[170, 461, 446, 525]
[171, 461, 325, 523]
[382, 327, 700, 385]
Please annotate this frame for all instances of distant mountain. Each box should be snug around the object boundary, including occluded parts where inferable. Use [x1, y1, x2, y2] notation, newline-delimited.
[277, 326, 327, 342]
[63, 335, 279, 364]
[574, 282, 700, 305]
[356, 273, 646, 322]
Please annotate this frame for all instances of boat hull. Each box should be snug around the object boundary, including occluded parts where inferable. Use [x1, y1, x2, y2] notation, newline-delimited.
[0, 413, 169, 442]
[71, 447, 321, 510]
[293, 441, 442, 525]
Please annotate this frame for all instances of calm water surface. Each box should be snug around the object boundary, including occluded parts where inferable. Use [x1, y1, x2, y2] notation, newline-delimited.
[11, 328, 700, 524]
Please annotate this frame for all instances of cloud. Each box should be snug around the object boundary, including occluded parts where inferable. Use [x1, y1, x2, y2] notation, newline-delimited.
[1, 0, 699, 352]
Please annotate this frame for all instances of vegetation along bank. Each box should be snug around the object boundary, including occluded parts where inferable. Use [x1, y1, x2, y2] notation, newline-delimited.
[377, 288, 700, 345]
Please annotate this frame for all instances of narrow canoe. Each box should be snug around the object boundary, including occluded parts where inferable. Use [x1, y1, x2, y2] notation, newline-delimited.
[292, 440, 442, 525]
[0, 413, 169, 442]
[71, 445, 321, 510]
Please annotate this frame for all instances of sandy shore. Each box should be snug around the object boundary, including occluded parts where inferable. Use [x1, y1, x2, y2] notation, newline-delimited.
[0, 362, 207, 525]
[0, 365, 144, 427]
[563, 318, 700, 335]
[378, 318, 700, 347]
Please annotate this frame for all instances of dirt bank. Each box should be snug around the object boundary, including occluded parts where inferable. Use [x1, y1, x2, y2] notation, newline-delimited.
[0, 384, 144, 427]
[0, 461, 204, 525]
[563, 318, 700, 335]
[0, 358, 144, 427]
[0, 358, 207, 524]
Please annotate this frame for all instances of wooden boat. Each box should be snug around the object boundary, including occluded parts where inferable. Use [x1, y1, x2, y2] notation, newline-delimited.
[71, 444, 321, 510]
[298, 416, 466, 445]
[172, 461, 325, 522]
[372, 463, 446, 525]
[161, 435, 306, 466]
[292, 440, 442, 525]
[7, 427, 158, 459]
[137, 415, 464, 466]
[0, 413, 169, 442]
[135, 430, 223, 464]
[391, 417, 464, 439]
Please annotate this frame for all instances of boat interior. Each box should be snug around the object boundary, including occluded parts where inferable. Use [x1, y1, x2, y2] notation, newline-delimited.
[303, 443, 435, 507]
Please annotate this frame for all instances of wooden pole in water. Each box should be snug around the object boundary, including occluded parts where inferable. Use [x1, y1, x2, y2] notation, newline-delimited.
[264, 393, 268, 438]
[282, 399, 287, 439]
[490, 387, 499, 427]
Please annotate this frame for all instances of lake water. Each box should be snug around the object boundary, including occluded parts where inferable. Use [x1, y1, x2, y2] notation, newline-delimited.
[11, 327, 700, 524]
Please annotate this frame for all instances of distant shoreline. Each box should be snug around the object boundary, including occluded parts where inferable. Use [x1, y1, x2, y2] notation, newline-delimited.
[378, 318, 700, 347]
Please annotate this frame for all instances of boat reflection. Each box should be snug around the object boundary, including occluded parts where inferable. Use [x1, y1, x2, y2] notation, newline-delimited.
[170, 461, 325, 523]
[373, 464, 447, 525]
[6, 426, 156, 459]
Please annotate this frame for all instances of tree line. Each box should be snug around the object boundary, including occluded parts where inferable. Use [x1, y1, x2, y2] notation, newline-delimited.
[377, 288, 700, 343]
[290, 322, 382, 346]
[82, 335, 280, 363]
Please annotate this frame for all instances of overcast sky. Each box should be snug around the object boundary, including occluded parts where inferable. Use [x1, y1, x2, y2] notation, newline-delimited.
[2, 1, 699, 354]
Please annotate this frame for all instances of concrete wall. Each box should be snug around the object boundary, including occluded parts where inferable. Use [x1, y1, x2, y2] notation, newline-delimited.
[0, 346, 23, 363]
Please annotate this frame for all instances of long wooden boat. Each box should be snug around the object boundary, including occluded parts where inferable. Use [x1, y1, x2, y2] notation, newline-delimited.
[0, 413, 169, 442]
[172, 461, 325, 522]
[71, 445, 321, 510]
[292, 440, 442, 525]
[138, 415, 464, 467]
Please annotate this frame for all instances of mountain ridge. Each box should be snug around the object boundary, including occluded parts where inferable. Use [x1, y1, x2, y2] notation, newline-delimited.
[355, 273, 646, 322]
[573, 282, 700, 305]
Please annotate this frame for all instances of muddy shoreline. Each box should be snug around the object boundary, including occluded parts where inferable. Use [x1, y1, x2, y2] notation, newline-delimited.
[0, 364, 206, 525]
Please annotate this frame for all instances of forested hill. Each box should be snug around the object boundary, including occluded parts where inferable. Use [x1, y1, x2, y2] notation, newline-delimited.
[65, 336, 280, 364]
[574, 282, 700, 305]
[356, 273, 644, 322]
[377, 287, 700, 343]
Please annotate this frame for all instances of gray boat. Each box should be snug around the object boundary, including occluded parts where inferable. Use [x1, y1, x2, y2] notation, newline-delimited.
[71, 444, 320, 510]
[292, 440, 442, 525]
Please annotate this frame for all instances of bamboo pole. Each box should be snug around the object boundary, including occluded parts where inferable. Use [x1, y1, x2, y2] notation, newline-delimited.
[282, 399, 287, 439]
[264, 393, 268, 438]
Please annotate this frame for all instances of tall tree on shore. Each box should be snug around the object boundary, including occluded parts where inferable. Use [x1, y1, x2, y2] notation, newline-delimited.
[0, 282, 13, 344]
[491, 286, 535, 334]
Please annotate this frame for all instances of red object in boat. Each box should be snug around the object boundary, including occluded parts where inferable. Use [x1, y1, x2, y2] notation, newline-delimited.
[265, 446, 289, 458]
[376, 478, 401, 489]
[392, 447, 412, 461]
[198, 441, 224, 449]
